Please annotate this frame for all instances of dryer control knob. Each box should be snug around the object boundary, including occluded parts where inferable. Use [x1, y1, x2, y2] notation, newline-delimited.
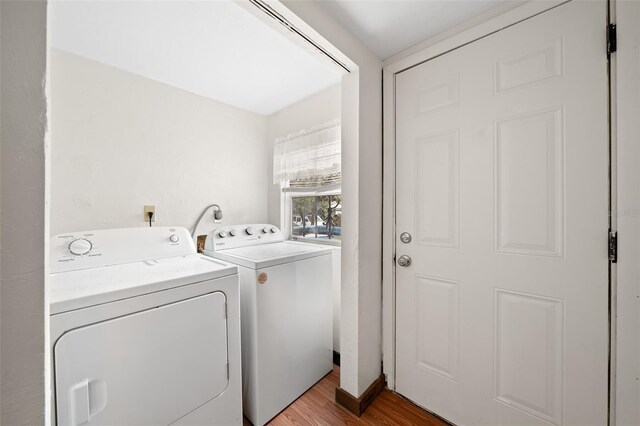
[262, 227, 269, 234]
[218, 231, 228, 238]
[270, 227, 277, 233]
[245, 227, 255, 235]
[229, 229, 237, 237]
[169, 234, 179, 243]
[69, 238, 92, 256]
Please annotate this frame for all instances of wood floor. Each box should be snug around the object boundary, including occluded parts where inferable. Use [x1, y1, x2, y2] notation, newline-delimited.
[243, 366, 448, 426]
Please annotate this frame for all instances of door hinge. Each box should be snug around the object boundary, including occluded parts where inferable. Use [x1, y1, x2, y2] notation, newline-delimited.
[607, 23, 617, 57]
[609, 230, 618, 263]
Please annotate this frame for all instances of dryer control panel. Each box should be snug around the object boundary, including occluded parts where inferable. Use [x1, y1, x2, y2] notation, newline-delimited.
[51, 227, 195, 273]
[205, 224, 283, 251]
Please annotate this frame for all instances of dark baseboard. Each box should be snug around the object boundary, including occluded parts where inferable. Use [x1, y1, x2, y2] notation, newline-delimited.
[333, 350, 340, 366]
[335, 373, 386, 417]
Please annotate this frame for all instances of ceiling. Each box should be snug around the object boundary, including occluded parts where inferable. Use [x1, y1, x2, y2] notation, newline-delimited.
[317, 0, 506, 59]
[50, 0, 343, 116]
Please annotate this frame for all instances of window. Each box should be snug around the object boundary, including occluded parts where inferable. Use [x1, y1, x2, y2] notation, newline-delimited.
[274, 121, 341, 245]
[291, 191, 341, 242]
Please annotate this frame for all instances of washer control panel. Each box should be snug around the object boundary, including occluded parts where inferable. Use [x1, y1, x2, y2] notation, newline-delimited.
[51, 227, 194, 273]
[68, 238, 93, 256]
[205, 224, 282, 251]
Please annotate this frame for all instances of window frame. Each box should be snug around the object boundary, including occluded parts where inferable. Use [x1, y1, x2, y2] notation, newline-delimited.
[281, 183, 342, 246]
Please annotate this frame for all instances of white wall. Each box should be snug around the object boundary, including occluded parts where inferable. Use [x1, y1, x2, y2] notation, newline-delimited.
[50, 49, 268, 236]
[331, 247, 342, 352]
[267, 84, 342, 352]
[279, 1, 383, 398]
[0, 1, 47, 423]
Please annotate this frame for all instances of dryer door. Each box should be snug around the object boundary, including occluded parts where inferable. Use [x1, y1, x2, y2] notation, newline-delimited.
[54, 291, 228, 426]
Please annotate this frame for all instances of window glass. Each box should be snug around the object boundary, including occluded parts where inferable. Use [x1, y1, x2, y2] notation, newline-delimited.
[291, 194, 341, 242]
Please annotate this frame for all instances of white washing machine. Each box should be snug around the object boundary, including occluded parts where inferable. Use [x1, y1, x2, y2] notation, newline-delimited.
[50, 227, 242, 426]
[203, 224, 333, 426]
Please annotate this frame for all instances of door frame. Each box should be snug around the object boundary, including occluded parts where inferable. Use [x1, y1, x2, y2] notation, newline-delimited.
[382, 2, 623, 422]
[608, 1, 640, 425]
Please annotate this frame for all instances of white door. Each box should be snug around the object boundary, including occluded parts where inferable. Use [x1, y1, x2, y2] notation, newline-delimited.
[55, 292, 228, 426]
[395, 2, 609, 425]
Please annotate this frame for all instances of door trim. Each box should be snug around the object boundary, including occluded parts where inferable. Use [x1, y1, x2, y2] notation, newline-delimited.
[610, 1, 640, 425]
[607, 3, 618, 425]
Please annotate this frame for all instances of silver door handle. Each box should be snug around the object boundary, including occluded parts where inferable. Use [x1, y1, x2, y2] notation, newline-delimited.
[397, 255, 412, 267]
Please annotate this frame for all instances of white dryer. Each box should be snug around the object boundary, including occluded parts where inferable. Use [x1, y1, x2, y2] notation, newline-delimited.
[50, 227, 242, 426]
[203, 224, 332, 426]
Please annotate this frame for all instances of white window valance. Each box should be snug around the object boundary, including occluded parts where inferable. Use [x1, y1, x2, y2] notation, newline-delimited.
[273, 120, 341, 184]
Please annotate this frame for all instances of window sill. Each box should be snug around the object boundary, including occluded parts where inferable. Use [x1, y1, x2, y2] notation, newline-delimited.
[289, 237, 341, 247]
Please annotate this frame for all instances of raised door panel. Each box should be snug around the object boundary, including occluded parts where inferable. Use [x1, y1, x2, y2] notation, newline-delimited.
[495, 108, 564, 257]
[415, 275, 460, 381]
[415, 75, 460, 116]
[495, 38, 563, 94]
[494, 289, 564, 425]
[415, 131, 460, 248]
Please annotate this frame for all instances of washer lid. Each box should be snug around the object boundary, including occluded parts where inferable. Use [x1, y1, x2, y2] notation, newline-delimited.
[50, 254, 237, 315]
[206, 241, 332, 269]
